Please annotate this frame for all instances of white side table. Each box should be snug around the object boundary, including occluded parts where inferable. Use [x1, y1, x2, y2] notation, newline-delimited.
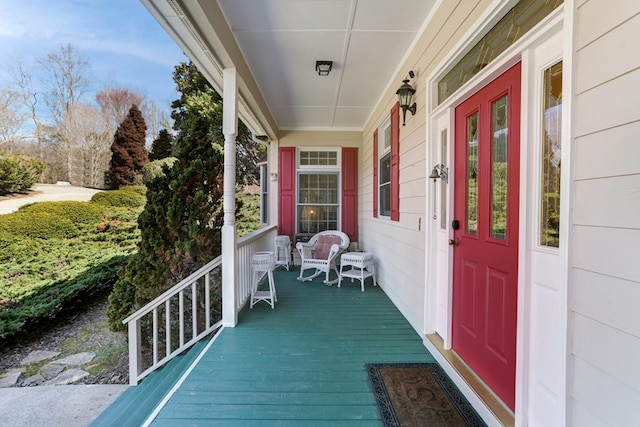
[250, 251, 277, 309]
[274, 235, 292, 271]
[338, 252, 377, 292]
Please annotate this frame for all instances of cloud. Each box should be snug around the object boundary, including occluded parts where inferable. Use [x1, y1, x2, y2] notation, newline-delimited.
[0, 0, 184, 102]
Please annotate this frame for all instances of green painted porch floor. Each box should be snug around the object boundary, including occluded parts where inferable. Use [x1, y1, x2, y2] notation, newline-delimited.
[98, 268, 434, 426]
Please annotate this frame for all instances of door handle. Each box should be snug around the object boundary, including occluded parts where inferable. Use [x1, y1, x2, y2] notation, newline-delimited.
[448, 238, 459, 247]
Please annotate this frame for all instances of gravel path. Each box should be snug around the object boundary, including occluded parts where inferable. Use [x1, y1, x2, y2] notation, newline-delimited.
[0, 183, 102, 214]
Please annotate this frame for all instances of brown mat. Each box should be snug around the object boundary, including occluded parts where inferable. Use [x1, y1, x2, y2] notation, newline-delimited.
[366, 363, 486, 427]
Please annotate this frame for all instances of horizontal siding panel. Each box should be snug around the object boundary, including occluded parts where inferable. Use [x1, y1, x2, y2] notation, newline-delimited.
[574, 121, 640, 180]
[573, 314, 640, 393]
[575, 12, 640, 94]
[573, 226, 640, 283]
[576, 0, 640, 50]
[571, 357, 640, 427]
[401, 194, 426, 216]
[574, 68, 640, 137]
[573, 175, 640, 228]
[571, 401, 610, 427]
[572, 269, 640, 338]
[399, 156, 426, 183]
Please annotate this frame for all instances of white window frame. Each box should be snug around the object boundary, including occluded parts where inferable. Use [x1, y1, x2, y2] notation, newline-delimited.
[296, 148, 341, 234]
[378, 116, 392, 218]
[259, 162, 268, 225]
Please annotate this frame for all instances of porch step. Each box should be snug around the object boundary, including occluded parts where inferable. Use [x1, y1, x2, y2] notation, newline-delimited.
[90, 338, 209, 427]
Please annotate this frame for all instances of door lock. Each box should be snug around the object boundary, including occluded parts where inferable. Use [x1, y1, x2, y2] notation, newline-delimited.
[448, 238, 459, 247]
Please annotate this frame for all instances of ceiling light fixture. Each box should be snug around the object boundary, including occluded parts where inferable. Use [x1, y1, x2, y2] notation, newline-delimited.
[315, 60, 333, 76]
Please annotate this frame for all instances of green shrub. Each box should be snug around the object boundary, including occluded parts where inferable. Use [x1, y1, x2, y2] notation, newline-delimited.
[18, 201, 104, 225]
[0, 255, 130, 340]
[90, 186, 146, 208]
[0, 199, 142, 341]
[0, 211, 79, 239]
[236, 192, 261, 237]
[0, 231, 43, 262]
[0, 155, 46, 194]
[142, 157, 177, 184]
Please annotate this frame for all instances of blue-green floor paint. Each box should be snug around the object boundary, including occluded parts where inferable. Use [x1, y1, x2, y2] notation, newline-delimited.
[95, 268, 434, 426]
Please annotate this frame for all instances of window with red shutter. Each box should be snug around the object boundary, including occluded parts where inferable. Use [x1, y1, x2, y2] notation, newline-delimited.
[278, 147, 359, 240]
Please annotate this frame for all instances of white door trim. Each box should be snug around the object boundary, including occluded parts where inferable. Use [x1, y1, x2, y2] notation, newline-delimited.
[423, 4, 570, 425]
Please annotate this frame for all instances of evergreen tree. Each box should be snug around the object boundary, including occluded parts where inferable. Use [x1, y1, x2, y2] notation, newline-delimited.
[107, 61, 263, 330]
[171, 62, 264, 186]
[107, 104, 148, 189]
[148, 128, 173, 161]
[108, 69, 224, 330]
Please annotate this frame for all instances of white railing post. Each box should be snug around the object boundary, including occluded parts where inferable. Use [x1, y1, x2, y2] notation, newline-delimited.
[222, 67, 238, 327]
[128, 318, 142, 385]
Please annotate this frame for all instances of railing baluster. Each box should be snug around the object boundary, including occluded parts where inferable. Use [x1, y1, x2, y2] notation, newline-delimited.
[153, 308, 159, 365]
[191, 281, 197, 339]
[165, 299, 171, 357]
[205, 273, 211, 328]
[179, 290, 184, 347]
[128, 319, 142, 385]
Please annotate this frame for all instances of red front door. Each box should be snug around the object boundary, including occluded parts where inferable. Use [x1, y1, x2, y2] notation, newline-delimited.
[452, 62, 521, 410]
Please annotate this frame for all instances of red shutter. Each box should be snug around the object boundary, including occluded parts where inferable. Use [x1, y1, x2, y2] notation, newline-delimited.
[373, 129, 378, 218]
[390, 102, 400, 221]
[341, 147, 358, 242]
[278, 147, 296, 238]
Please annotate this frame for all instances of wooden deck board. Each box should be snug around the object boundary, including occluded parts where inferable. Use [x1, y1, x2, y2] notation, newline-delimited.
[148, 268, 434, 425]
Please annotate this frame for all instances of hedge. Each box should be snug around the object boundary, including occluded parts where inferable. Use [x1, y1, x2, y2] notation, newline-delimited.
[91, 186, 147, 208]
[0, 155, 46, 194]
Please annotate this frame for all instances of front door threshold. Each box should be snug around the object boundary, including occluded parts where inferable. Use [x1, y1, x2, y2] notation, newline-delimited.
[425, 333, 514, 427]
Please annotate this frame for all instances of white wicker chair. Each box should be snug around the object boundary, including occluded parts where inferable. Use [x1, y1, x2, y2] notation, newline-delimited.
[296, 230, 350, 285]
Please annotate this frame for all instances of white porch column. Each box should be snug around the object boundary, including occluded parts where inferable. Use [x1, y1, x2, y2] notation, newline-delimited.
[222, 68, 238, 327]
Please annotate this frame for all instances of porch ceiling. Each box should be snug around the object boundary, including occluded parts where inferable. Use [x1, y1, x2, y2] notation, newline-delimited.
[142, 0, 437, 134]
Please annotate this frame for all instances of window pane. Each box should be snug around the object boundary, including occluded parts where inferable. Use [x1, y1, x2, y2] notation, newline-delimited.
[297, 205, 338, 234]
[440, 129, 448, 230]
[379, 152, 391, 216]
[297, 172, 339, 233]
[540, 61, 562, 247]
[384, 124, 391, 150]
[379, 183, 391, 217]
[437, 0, 563, 104]
[379, 153, 391, 185]
[491, 95, 508, 240]
[466, 113, 479, 235]
[298, 150, 338, 167]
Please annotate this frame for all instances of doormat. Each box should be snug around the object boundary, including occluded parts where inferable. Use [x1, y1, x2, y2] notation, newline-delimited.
[366, 363, 486, 427]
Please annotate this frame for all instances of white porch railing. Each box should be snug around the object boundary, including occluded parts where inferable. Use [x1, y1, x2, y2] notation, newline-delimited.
[235, 225, 278, 311]
[123, 225, 278, 385]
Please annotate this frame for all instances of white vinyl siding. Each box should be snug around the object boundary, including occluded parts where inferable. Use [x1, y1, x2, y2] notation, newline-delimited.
[570, 1, 640, 425]
[361, 0, 494, 335]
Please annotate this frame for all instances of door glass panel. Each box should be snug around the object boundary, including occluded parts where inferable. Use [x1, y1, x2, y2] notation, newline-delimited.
[540, 61, 562, 247]
[440, 129, 448, 230]
[491, 95, 508, 240]
[437, 0, 563, 104]
[466, 113, 479, 235]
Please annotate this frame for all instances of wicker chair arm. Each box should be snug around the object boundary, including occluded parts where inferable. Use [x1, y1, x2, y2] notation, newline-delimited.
[296, 241, 315, 260]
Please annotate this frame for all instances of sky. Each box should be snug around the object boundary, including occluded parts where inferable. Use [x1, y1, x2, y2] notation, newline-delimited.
[0, 0, 187, 113]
